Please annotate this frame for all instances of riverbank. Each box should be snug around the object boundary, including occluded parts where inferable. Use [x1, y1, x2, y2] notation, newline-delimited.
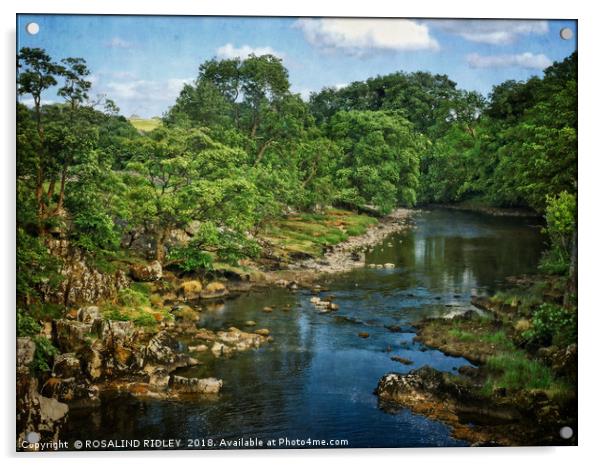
[17, 207, 414, 449]
[423, 202, 540, 218]
[375, 277, 577, 446]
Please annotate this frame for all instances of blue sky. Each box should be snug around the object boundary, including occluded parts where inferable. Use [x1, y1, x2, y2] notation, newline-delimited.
[17, 15, 577, 118]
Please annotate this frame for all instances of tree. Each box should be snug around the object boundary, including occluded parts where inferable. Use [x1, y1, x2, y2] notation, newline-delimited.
[327, 110, 426, 213]
[124, 127, 259, 262]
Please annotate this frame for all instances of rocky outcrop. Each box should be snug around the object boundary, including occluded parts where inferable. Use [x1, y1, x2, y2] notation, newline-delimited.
[41, 239, 129, 306]
[17, 338, 69, 451]
[129, 260, 163, 282]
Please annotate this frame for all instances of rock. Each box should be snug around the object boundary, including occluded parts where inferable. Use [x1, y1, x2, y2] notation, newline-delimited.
[262, 306, 273, 312]
[358, 332, 370, 338]
[391, 356, 413, 365]
[178, 280, 203, 300]
[384, 263, 395, 269]
[211, 342, 233, 358]
[274, 279, 289, 287]
[148, 367, 170, 391]
[376, 264, 383, 269]
[310, 297, 321, 304]
[40, 239, 130, 307]
[200, 281, 228, 299]
[244, 320, 256, 327]
[97, 320, 136, 349]
[195, 328, 218, 341]
[144, 331, 191, 371]
[55, 319, 93, 353]
[367, 264, 376, 269]
[52, 353, 82, 379]
[255, 328, 270, 337]
[81, 347, 103, 380]
[17, 337, 36, 371]
[77, 306, 101, 324]
[130, 260, 163, 282]
[170, 375, 222, 394]
[17, 338, 69, 449]
[328, 302, 340, 311]
[188, 344, 208, 352]
[385, 325, 402, 333]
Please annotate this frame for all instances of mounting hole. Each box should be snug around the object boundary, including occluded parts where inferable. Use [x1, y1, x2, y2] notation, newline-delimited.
[559, 426, 573, 439]
[560, 27, 573, 40]
[26, 22, 40, 35]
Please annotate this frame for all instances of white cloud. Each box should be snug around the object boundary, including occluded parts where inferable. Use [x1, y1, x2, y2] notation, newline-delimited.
[295, 18, 439, 55]
[433, 20, 548, 45]
[467, 52, 552, 69]
[105, 37, 134, 49]
[103, 77, 193, 101]
[216, 43, 284, 59]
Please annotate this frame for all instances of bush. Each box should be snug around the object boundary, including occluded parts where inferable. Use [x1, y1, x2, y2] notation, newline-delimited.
[117, 286, 150, 308]
[17, 309, 41, 337]
[31, 336, 59, 373]
[522, 303, 577, 347]
[539, 191, 576, 275]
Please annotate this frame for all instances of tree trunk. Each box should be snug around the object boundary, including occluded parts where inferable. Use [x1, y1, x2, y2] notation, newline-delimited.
[564, 228, 577, 307]
[155, 228, 168, 263]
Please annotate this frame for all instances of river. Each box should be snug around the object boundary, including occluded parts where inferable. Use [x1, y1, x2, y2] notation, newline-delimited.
[63, 208, 544, 449]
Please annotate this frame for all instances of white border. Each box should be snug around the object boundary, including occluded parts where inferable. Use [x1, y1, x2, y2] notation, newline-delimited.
[2, 1, 600, 465]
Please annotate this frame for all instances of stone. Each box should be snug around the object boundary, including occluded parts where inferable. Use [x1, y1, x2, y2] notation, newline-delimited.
[17, 337, 36, 372]
[211, 342, 233, 358]
[170, 375, 223, 394]
[244, 320, 256, 327]
[77, 306, 101, 324]
[255, 328, 270, 337]
[391, 356, 413, 365]
[358, 332, 370, 338]
[148, 368, 170, 391]
[130, 260, 163, 281]
[262, 306, 273, 312]
[188, 344, 208, 352]
[384, 263, 395, 269]
[82, 347, 103, 380]
[52, 353, 82, 379]
[55, 319, 93, 353]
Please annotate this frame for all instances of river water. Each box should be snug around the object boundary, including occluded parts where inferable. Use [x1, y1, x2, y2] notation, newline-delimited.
[63, 208, 544, 449]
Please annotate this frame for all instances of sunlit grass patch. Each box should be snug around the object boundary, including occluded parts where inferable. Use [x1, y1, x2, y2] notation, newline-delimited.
[263, 209, 377, 258]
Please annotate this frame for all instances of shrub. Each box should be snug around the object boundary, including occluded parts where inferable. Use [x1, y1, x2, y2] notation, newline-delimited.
[539, 191, 576, 275]
[31, 336, 59, 374]
[522, 303, 577, 347]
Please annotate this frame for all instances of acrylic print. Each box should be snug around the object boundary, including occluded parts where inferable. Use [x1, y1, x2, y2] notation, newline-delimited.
[16, 15, 577, 450]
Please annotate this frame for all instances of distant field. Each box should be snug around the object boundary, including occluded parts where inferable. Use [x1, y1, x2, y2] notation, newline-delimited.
[128, 117, 162, 132]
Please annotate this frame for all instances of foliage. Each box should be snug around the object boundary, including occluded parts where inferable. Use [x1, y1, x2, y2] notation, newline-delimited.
[522, 303, 577, 347]
[327, 110, 425, 213]
[539, 191, 577, 275]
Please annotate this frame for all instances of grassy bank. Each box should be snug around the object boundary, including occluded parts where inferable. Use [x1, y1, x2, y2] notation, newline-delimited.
[260, 208, 378, 258]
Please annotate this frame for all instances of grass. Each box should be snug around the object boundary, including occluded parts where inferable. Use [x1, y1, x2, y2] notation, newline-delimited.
[101, 283, 172, 328]
[129, 117, 162, 132]
[448, 327, 515, 350]
[262, 208, 378, 258]
[482, 351, 570, 396]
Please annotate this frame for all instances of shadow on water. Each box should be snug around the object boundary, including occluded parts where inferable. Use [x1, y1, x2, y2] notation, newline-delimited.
[63, 208, 544, 448]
